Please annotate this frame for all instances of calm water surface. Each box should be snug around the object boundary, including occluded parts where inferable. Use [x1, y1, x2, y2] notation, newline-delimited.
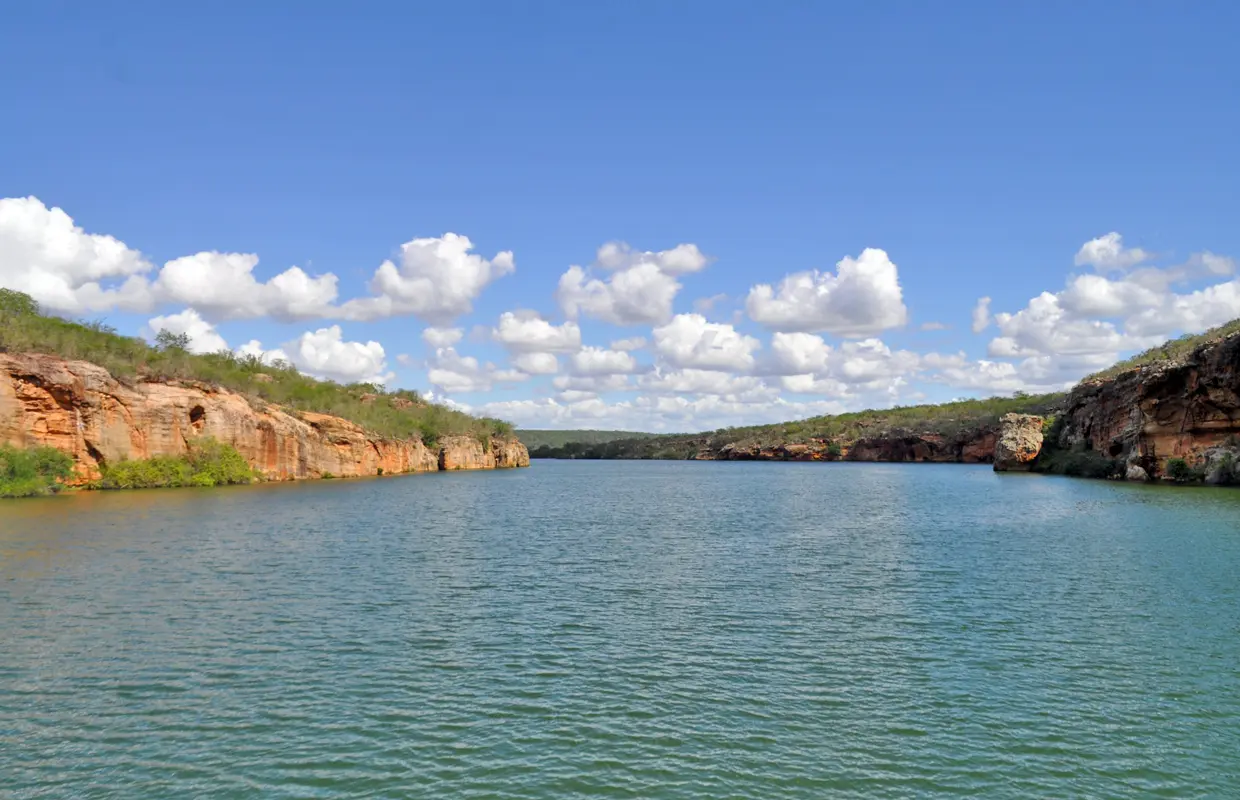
[2, 461, 1239, 798]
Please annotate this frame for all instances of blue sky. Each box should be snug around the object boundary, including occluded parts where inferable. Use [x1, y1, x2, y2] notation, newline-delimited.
[3, 2, 1238, 430]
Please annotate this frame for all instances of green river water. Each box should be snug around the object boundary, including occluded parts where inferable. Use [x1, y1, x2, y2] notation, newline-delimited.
[2, 461, 1238, 798]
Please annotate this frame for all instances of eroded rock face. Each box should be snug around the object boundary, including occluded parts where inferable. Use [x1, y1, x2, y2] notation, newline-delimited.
[1055, 332, 1240, 478]
[993, 413, 1044, 472]
[0, 353, 527, 484]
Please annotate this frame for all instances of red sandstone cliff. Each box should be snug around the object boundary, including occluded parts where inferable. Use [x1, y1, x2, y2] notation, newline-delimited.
[0, 352, 529, 484]
[1053, 330, 1240, 479]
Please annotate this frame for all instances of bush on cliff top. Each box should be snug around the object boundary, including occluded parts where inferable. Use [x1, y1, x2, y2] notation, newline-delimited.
[1083, 317, 1240, 383]
[0, 289, 512, 444]
[97, 438, 257, 490]
[0, 444, 75, 498]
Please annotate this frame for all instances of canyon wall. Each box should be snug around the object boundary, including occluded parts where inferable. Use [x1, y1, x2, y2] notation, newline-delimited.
[0, 353, 528, 483]
[1053, 331, 1240, 479]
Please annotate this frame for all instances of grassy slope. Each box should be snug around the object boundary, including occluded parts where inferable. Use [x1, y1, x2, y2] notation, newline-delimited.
[0, 289, 511, 444]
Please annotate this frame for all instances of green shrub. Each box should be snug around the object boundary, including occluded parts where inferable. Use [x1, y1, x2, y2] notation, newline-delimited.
[1166, 458, 1197, 482]
[826, 442, 843, 457]
[0, 444, 75, 498]
[98, 438, 256, 490]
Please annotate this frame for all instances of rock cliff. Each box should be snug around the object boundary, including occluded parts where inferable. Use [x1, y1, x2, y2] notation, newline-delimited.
[693, 429, 999, 463]
[1052, 331, 1240, 479]
[0, 352, 528, 484]
[993, 414, 1044, 472]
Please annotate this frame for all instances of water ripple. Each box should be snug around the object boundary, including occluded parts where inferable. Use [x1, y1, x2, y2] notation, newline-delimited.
[2, 463, 1238, 798]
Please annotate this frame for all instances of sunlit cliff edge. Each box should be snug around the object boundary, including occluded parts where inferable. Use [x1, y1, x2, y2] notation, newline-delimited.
[0, 352, 528, 485]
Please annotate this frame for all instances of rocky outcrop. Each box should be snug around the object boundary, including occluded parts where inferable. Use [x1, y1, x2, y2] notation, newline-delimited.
[436, 435, 531, 471]
[993, 414, 1044, 472]
[1053, 332, 1240, 479]
[492, 436, 531, 469]
[0, 352, 528, 484]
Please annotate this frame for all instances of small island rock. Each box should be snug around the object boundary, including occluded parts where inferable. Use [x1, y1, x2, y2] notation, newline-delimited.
[993, 413, 1044, 472]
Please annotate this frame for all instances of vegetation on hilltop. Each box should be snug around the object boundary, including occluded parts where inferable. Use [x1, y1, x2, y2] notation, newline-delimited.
[0, 289, 512, 444]
[531, 393, 1065, 460]
[1083, 317, 1240, 383]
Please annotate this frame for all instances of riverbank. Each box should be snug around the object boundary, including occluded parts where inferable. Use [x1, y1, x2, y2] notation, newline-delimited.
[0, 351, 529, 494]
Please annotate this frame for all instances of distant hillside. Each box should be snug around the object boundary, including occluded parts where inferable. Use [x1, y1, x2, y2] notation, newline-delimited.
[529, 318, 1240, 463]
[516, 429, 656, 450]
[528, 394, 1065, 460]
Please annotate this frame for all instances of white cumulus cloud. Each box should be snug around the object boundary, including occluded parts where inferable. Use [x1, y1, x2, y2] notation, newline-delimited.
[0, 196, 154, 313]
[557, 241, 712, 326]
[512, 352, 560, 375]
[153, 251, 339, 321]
[746, 248, 908, 336]
[341, 233, 514, 324]
[595, 241, 709, 274]
[1074, 232, 1150, 271]
[569, 346, 638, 375]
[768, 331, 832, 375]
[428, 347, 529, 394]
[282, 326, 391, 384]
[638, 368, 768, 397]
[971, 297, 991, 334]
[652, 313, 760, 371]
[492, 311, 582, 353]
[610, 336, 647, 351]
[421, 327, 464, 347]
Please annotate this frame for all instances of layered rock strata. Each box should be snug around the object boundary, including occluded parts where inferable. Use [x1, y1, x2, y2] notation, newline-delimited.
[0, 353, 528, 484]
[1053, 331, 1240, 479]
